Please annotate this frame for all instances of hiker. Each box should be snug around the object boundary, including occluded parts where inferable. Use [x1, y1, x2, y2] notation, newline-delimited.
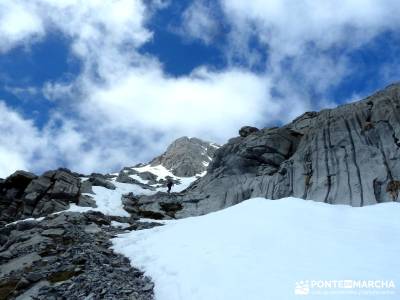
[166, 178, 174, 194]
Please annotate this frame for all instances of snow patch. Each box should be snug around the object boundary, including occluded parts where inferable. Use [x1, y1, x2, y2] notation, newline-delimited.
[113, 197, 400, 300]
[6, 216, 45, 227]
[111, 221, 130, 229]
[132, 164, 177, 182]
[128, 174, 149, 184]
[69, 166, 203, 217]
[131, 164, 204, 193]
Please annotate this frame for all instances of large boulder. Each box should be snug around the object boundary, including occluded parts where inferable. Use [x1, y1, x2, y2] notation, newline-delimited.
[137, 172, 158, 184]
[47, 170, 80, 199]
[2, 171, 37, 195]
[88, 173, 116, 190]
[239, 126, 259, 137]
[0, 169, 88, 224]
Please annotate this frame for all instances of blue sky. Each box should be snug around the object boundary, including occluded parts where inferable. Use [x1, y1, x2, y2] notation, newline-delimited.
[0, 0, 400, 177]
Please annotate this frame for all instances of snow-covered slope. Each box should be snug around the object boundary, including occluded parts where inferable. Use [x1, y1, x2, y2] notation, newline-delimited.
[61, 166, 205, 218]
[113, 197, 400, 300]
[3, 158, 208, 226]
[131, 164, 205, 193]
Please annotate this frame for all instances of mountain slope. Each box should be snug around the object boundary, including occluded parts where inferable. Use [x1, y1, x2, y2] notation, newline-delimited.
[113, 198, 400, 300]
[137, 83, 400, 217]
[0, 137, 218, 299]
[2, 84, 400, 299]
[0, 137, 215, 225]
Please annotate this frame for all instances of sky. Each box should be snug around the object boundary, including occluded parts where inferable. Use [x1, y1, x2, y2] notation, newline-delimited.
[0, 0, 400, 177]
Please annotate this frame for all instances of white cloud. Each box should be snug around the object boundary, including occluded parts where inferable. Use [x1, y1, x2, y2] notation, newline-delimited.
[0, 0, 152, 55]
[0, 0, 298, 175]
[4, 0, 399, 176]
[0, 102, 44, 177]
[179, 1, 219, 45]
[84, 67, 272, 138]
[219, 0, 400, 95]
[0, 2, 45, 52]
[221, 0, 400, 53]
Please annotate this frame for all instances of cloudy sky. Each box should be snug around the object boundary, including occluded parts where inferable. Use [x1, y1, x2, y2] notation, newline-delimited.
[0, 0, 400, 177]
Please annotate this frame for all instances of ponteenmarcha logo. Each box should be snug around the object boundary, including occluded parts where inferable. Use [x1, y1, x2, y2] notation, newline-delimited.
[295, 279, 396, 296]
[295, 281, 310, 295]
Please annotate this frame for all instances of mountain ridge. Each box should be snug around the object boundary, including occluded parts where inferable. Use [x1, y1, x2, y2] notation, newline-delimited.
[135, 83, 400, 217]
[2, 83, 400, 299]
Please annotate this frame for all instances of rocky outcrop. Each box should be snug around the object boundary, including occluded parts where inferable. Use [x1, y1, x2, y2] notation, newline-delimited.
[239, 126, 260, 137]
[1, 169, 82, 226]
[0, 211, 159, 300]
[135, 83, 400, 218]
[87, 173, 117, 190]
[0, 169, 124, 226]
[122, 192, 183, 220]
[149, 137, 219, 177]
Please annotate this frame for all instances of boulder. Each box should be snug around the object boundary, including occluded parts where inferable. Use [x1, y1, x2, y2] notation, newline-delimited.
[116, 173, 155, 191]
[0, 169, 85, 224]
[88, 174, 116, 190]
[239, 126, 259, 137]
[116, 172, 139, 184]
[47, 170, 80, 199]
[2, 171, 37, 193]
[137, 171, 158, 183]
[77, 195, 97, 208]
[79, 180, 94, 194]
[122, 193, 165, 219]
[25, 176, 52, 195]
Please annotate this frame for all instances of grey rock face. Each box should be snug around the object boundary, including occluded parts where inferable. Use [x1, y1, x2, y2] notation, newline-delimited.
[150, 136, 219, 177]
[135, 83, 400, 218]
[0, 169, 93, 225]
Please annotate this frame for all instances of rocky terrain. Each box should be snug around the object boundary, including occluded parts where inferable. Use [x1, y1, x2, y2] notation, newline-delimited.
[1, 211, 158, 300]
[0, 137, 216, 299]
[1, 84, 400, 298]
[136, 83, 400, 217]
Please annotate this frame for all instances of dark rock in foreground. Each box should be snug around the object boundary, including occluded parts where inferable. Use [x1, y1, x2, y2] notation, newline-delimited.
[0, 169, 126, 226]
[0, 169, 85, 226]
[0, 211, 159, 300]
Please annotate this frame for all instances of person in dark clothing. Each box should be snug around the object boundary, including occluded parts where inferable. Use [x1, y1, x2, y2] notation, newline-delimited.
[166, 178, 174, 194]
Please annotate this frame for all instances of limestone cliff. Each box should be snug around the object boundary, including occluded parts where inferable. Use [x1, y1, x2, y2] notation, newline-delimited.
[137, 83, 400, 217]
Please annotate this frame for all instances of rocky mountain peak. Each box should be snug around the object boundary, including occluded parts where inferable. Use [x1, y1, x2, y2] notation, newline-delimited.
[149, 136, 219, 177]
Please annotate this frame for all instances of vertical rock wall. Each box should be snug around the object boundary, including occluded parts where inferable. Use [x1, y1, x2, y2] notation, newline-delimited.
[137, 84, 400, 217]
